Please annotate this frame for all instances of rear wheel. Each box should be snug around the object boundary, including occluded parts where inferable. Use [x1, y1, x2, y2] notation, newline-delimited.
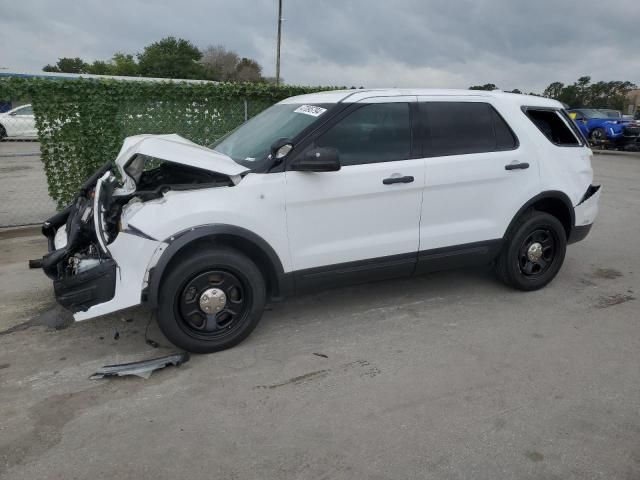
[495, 211, 567, 291]
[157, 247, 266, 353]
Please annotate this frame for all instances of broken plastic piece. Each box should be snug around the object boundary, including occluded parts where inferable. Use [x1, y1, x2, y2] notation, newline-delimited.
[90, 352, 190, 380]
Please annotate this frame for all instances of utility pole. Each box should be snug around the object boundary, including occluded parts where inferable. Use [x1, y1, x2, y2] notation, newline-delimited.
[275, 0, 283, 86]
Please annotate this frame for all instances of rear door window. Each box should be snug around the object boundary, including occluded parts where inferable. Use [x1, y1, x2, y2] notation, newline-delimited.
[420, 102, 517, 157]
[523, 108, 582, 146]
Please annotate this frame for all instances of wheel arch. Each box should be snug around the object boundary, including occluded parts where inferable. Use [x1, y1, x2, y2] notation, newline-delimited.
[504, 191, 574, 240]
[145, 225, 292, 308]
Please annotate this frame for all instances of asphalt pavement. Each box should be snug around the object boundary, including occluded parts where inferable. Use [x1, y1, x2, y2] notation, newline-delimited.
[0, 152, 638, 479]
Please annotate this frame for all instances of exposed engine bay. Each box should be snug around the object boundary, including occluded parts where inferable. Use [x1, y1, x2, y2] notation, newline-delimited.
[32, 134, 249, 313]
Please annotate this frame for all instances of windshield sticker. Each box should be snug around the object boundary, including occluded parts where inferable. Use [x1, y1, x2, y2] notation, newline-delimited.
[294, 105, 327, 117]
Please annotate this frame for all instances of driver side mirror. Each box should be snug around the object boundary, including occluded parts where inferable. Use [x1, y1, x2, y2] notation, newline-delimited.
[291, 147, 341, 172]
[270, 137, 294, 161]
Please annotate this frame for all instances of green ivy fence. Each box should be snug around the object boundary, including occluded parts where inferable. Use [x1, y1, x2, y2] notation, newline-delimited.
[0, 78, 336, 211]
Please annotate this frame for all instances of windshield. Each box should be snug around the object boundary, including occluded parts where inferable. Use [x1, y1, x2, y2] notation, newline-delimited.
[211, 103, 333, 170]
[598, 109, 621, 119]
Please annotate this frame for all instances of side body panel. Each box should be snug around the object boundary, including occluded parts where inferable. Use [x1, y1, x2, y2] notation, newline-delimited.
[127, 172, 293, 272]
[284, 159, 425, 271]
[284, 95, 425, 271]
[417, 95, 541, 251]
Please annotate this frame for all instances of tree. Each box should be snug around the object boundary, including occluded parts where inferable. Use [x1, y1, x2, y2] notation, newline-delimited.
[43, 57, 89, 73]
[469, 83, 498, 91]
[542, 77, 636, 109]
[110, 53, 139, 76]
[200, 45, 264, 82]
[137, 37, 203, 79]
[87, 60, 112, 75]
[235, 58, 263, 82]
[543, 82, 564, 100]
[201, 45, 240, 81]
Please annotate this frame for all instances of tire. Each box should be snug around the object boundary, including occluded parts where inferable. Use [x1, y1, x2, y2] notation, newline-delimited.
[589, 127, 606, 146]
[495, 211, 567, 291]
[0, 124, 6, 141]
[157, 247, 266, 353]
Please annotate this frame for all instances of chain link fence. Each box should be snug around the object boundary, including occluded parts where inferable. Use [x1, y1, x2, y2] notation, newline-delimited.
[0, 97, 265, 228]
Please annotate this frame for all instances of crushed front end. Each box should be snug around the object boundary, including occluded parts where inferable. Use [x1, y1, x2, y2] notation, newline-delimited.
[31, 134, 248, 321]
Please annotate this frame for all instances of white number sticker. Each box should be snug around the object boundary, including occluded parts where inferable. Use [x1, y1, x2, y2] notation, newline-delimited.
[294, 105, 327, 117]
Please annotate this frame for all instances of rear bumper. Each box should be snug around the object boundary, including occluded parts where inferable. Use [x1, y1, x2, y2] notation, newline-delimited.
[568, 223, 592, 245]
[569, 184, 601, 244]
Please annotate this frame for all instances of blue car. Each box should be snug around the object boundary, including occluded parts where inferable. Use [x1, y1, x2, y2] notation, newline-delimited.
[567, 108, 640, 148]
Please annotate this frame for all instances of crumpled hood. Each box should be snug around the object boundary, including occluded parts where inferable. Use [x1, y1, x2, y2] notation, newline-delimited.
[114, 134, 250, 178]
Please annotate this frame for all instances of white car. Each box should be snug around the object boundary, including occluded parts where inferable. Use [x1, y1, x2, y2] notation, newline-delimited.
[0, 104, 37, 139]
[33, 89, 601, 353]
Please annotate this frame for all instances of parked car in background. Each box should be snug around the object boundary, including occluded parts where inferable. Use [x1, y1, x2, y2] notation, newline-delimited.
[32, 89, 601, 353]
[598, 109, 622, 119]
[0, 104, 37, 140]
[567, 108, 640, 148]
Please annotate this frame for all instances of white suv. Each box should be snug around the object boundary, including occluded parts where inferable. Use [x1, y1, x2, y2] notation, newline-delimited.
[33, 89, 601, 353]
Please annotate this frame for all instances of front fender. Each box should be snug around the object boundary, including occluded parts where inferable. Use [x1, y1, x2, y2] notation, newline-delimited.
[143, 224, 290, 309]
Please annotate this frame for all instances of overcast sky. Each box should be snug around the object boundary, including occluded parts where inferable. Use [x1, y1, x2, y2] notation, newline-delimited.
[1, 0, 638, 92]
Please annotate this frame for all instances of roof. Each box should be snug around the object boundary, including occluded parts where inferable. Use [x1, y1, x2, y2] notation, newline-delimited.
[279, 88, 563, 108]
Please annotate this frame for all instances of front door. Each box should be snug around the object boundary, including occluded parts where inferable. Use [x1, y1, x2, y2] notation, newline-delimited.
[285, 98, 425, 290]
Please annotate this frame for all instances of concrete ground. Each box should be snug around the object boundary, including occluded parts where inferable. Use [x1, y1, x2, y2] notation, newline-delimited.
[0, 141, 56, 227]
[0, 152, 639, 479]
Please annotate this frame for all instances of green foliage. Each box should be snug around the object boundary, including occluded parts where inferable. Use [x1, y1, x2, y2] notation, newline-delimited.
[137, 37, 203, 79]
[110, 53, 139, 76]
[542, 76, 637, 110]
[469, 83, 498, 91]
[0, 77, 338, 209]
[43, 57, 90, 73]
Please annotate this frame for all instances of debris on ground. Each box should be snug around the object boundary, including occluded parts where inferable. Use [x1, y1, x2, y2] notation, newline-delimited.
[90, 352, 190, 380]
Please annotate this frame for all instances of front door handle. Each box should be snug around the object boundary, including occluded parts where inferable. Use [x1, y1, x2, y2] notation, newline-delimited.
[505, 162, 530, 171]
[383, 175, 414, 185]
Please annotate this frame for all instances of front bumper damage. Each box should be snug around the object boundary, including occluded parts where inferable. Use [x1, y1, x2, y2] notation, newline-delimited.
[31, 134, 246, 322]
[37, 191, 165, 319]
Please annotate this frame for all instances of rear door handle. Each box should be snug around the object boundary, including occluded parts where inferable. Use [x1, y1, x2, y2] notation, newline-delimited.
[383, 175, 414, 185]
[505, 162, 530, 171]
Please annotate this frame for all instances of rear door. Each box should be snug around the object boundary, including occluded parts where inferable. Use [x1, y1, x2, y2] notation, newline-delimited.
[416, 97, 540, 265]
[285, 97, 425, 288]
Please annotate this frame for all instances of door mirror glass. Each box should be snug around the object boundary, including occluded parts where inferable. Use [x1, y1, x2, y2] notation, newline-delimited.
[292, 147, 341, 172]
[270, 137, 294, 159]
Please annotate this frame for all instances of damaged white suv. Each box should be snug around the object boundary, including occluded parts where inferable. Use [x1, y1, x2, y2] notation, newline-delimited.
[33, 89, 601, 353]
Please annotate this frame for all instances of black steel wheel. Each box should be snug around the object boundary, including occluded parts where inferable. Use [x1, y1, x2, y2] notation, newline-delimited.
[517, 228, 557, 277]
[158, 247, 266, 353]
[176, 269, 250, 339]
[495, 211, 567, 291]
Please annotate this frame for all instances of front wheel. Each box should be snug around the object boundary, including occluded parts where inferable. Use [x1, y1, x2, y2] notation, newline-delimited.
[157, 247, 266, 353]
[495, 211, 567, 291]
[589, 127, 606, 147]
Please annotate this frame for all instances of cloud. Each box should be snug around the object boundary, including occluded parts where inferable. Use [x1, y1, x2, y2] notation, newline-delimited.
[1, 0, 637, 92]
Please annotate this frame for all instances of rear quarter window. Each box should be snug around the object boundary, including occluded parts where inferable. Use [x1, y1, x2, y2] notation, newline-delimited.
[523, 108, 582, 146]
